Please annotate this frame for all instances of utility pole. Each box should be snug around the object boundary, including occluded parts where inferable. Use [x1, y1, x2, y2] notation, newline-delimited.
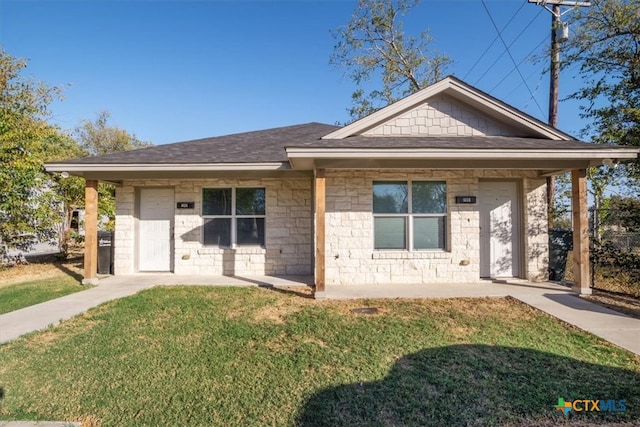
[528, 0, 590, 228]
[549, 4, 560, 129]
[548, 4, 560, 229]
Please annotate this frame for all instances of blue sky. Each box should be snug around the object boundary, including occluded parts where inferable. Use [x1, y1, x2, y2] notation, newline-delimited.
[1, 0, 588, 145]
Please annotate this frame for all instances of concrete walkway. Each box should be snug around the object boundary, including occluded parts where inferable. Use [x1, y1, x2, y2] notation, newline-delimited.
[0, 274, 312, 345]
[0, 276, 155, 345]
[515, 293, 640, 356]
[1, 275, 639, 356]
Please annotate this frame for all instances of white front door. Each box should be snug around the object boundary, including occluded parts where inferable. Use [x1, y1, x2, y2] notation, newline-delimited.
[139, 188, 174, 272]
[479, 181, 520, 278]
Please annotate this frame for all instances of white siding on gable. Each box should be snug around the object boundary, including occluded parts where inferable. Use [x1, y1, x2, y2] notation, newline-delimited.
[362, 94, 520, 137]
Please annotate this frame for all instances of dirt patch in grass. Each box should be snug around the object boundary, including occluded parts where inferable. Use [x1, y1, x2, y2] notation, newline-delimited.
[24, 330, 64, 349]
[78, 414, 102, 427]
[252, 300, 303, 324]
[593, 270, 640, 297]
[302, 337, 327, 348]
[0, 254, 83, 287]
[583, 289, 640, 320]
[23, 316, 104, 350]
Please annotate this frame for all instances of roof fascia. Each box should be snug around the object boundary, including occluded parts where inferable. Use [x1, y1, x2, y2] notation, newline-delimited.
[445, 78, 571, 140]
[286, 147, 640, 160]
[45, 162, 290, 173]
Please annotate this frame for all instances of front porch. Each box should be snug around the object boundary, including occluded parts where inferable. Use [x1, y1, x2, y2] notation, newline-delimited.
[78, 167, 594, 296]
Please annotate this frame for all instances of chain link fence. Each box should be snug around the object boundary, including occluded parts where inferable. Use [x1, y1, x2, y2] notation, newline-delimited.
[589, 208, 640, 297]
[548, 208, 640, 297]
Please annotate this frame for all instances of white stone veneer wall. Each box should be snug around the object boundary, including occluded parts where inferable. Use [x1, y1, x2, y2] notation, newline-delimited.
[523, 176, 550, 281]
[113, 171, 548, 284]
[114, 178, 313, 276]
[323, 169, 548, 285]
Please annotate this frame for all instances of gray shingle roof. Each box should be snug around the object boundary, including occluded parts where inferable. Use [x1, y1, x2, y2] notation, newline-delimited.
[56, 122, 616, 167]
[61, 122, 339, 164]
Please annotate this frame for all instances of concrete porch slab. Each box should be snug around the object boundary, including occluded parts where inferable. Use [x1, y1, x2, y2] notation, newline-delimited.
[98, 273, 314, 288]
[321, 279, 572, 299]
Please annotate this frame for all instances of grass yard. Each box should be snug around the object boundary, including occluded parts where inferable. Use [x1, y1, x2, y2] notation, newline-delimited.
[0, 286, 639, 426]
[0, 253, 89, 314]
[0, 276, 88, 315]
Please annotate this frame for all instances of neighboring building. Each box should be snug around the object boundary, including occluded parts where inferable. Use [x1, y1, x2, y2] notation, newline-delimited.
[46, 77, 640, 295]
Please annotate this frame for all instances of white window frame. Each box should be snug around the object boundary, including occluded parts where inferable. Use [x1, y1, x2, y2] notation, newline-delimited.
[202, 187, 266, 248]
[372, 180, 447, 251]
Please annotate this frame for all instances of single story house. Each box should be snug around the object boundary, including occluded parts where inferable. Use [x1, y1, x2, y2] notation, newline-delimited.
[46, 77, 639, 296]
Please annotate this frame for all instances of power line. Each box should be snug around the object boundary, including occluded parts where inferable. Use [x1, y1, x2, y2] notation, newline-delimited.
[463, 0, 527, 80]
[489, 34, 548, 93]
[474, 7, 544, 86]
[524, 68, 546, 111]
[479, 0, 545, 117]
[504, 62, 546, 99]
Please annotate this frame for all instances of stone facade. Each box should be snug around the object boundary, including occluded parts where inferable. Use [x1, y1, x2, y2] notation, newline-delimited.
[362, 94, 520, 137]
[114, 170, 548, 285]
[523, 176, 550, 281]
[114, 178, 313, 276]
[322, 169, 548, 285]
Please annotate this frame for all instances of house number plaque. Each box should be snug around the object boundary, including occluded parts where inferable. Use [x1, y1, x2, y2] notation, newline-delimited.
[455, 196, 476, 204]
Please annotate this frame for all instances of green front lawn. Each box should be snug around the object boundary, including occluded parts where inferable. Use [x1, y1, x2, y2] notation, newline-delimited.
[0, 276, 88, 315]
[0, 287, 638, 426]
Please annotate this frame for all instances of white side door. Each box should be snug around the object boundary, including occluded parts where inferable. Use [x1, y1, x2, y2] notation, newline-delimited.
[139, 188, 174, 272]
[479, 181, 520, 278]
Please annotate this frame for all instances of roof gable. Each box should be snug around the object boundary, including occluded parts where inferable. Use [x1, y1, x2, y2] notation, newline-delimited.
[323, 76, 574, 141]
[361, 93, 521, 137]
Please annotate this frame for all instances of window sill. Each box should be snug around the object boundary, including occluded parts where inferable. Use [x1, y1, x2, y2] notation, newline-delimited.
[372, 251, 450, 260]
[198, 247, 266, 255]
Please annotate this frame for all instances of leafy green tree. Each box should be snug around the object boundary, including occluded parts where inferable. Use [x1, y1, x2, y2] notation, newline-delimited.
[73, 111, 153, 231]
[603, 195, 640, 232]
[0, 49, 69, 256]
[562, 0, 640, 179]
[545, 1, 640, 229]
[331, 0, 450, 121]
[0, 49, 154, 258]
[75, 110, 151, 156]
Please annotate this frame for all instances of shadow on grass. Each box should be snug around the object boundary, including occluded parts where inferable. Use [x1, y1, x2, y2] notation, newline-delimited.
[296, 344, 640, 426]
[544, 293, 633, 318]
[232, 275, 315, 299]
[257, 284, 315, 299]
[52, 261, 83, 283]
[23, 252, 84, 283]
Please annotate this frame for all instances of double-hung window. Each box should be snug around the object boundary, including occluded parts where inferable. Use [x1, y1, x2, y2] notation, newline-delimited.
[202, 188, 265, 248]
[373, 181, 447, 250]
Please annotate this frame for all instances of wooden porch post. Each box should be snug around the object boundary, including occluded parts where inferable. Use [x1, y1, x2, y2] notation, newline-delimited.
[314, 169, 326, 295]
[571, 169, 591, 294]
[83, 179, 99, 285]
